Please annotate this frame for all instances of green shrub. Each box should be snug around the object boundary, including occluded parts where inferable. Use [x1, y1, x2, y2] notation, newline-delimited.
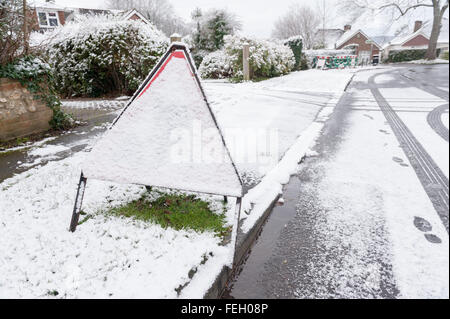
[0, 56, 73, 130]
[34, 15, 168, 98]
[441, 51, 449, 60]
[284, 36, 303, 71]
[386, 49, 427, 63]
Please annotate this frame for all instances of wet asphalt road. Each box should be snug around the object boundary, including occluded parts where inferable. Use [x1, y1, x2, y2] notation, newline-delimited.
[227, 64, 449, 299]
[0, 106, 120, 183]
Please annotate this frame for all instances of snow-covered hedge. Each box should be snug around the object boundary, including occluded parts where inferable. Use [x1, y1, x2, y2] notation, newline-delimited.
[385, 49, 427, 63]
[199, 35, 295, 81]
[32, 15, 168, 97]
[198, 50, 233, 79]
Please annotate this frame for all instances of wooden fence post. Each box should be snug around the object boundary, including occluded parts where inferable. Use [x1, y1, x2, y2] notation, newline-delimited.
[243, 43, 250, 81]
[170, 33, 182, 43]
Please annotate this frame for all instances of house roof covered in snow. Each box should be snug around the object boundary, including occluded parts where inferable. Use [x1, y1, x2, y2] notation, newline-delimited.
[335, 29, 382, 49]
[385, 19, 449, 48]
[31, 1, 150, 26]
[388, 28, 429, 46]
[121, 9, 150, 24]
[315, 29, 345, 49]
[30, 0, 65, 10]
[372, 35, 396, 48]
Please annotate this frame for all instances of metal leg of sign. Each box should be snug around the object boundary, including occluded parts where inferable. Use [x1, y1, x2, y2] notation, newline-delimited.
[69, 173, 87, 232]
[224, 196, 228, 203]
[145, 186, 153, 193]
[230, 197, 242, 269]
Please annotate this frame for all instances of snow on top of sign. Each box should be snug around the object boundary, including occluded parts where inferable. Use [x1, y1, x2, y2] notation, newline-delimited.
[82, 49, 242, 197]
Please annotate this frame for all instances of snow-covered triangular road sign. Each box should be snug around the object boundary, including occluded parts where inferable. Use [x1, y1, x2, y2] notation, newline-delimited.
[70, 43, 243, 233]
[82, 43, 242, 196]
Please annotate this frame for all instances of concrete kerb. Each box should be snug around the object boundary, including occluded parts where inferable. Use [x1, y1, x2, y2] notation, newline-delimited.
[203, 194, 280, 299]
[202, 70, 357, 299]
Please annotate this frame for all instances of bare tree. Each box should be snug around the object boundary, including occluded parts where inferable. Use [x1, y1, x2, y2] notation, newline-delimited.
[23, 0, 28, 55]
[0, 0, 33, 64]
[316, 0, 333, 47]
[272, 4, 320, 49]
[107, 0, 188, 35]
[341, 0, 449, 59]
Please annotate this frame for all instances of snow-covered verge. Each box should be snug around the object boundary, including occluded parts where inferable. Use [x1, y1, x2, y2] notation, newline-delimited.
[204, 69, 355, 235]
[255, 68, 355, 93]
[403, 59, 449, 65]
[240, 94, 343, 233]
[0, 150, 236, 298]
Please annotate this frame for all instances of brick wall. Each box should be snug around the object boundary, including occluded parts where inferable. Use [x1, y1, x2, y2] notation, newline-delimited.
[128, 13, 141, 21]
[0, 78, 53, 141]
[403, 34, 429, 47]
[57, 11, 66, 26]
[337, 32, 380, 58]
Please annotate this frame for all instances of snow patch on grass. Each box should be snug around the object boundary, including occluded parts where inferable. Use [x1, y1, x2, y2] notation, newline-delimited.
[28, 144, 70, 157]
[0, 151, 235, 298]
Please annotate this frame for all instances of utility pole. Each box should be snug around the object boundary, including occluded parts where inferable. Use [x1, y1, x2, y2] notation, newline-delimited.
[23, 0, 29, 55]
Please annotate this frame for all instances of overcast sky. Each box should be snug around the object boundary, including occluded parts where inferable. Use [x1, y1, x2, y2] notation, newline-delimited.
[37, 0, 441, 37]
[41, 0, 343, 38]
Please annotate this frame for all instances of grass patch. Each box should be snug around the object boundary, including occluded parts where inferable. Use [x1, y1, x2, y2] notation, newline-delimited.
[108, 194, 229, 237]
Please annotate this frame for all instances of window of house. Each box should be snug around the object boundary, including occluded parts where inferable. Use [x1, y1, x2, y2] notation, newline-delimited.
[37, 11, 59, 27]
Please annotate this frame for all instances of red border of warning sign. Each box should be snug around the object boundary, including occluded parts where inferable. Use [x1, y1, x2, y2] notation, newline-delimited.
[138, 51, 187, 98]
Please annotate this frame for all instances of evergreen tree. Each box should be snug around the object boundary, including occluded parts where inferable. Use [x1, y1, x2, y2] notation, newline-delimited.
[207, 10, 233, 50]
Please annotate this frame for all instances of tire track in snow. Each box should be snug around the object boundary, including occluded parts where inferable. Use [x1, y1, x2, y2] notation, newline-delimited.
[369, 74, 449, 234]
[427, 104, 449, 142]
[399, 70, 449, 102]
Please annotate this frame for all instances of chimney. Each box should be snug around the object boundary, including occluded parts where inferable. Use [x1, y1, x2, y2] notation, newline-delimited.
[414, 21, 423, 32]
[344, 25, 352, 32]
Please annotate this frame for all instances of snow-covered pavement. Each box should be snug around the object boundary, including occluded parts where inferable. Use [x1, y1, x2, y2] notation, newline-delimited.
[0, 69, 353, 298]
[206, 69, 352, 185]
[229, 64, 449, 299]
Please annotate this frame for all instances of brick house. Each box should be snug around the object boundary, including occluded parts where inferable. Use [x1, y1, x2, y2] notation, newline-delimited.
[383, 21, 450, 58]
[31, 1, 150, 32]
[335, 25, 382, 63]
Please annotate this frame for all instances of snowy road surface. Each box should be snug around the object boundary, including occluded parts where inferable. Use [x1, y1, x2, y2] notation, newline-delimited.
[0, 69, 352, 298]
[229, 64, 449, 299]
